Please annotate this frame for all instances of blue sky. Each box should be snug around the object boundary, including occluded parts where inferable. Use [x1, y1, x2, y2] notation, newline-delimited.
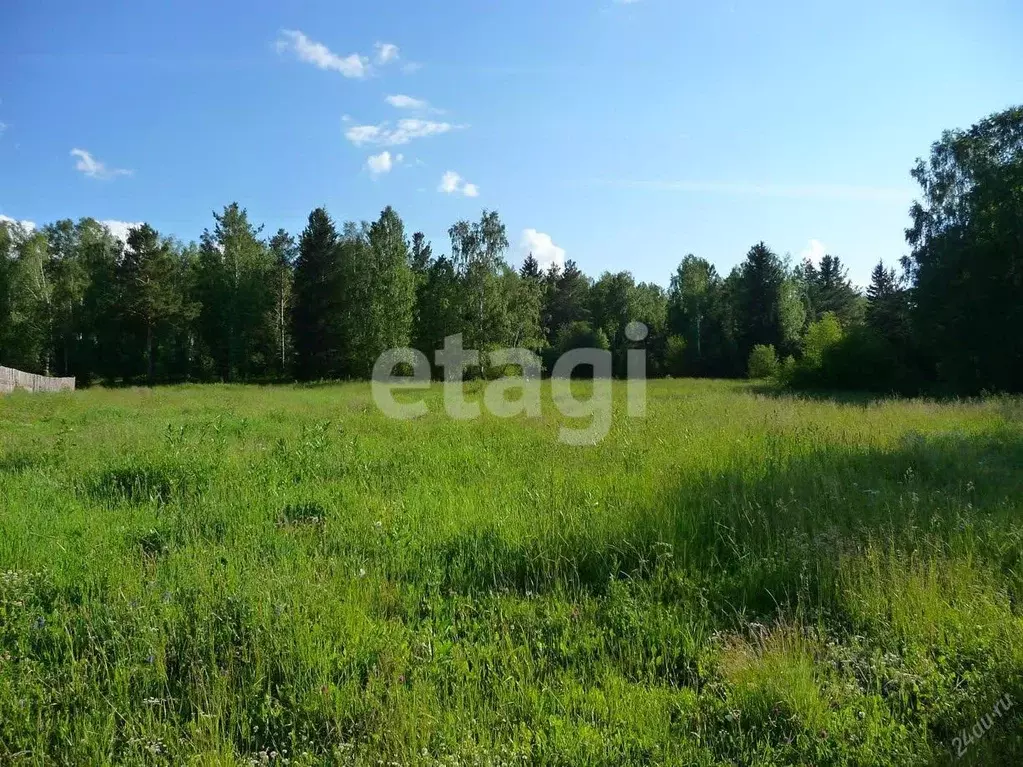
[1, 0, 1021, 287]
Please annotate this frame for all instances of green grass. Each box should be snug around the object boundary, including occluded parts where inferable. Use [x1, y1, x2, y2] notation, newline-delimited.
[1, 379, 1021, 765]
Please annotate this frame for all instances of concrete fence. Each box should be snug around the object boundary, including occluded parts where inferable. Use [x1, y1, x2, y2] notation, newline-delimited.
[0, 365, 76, 394]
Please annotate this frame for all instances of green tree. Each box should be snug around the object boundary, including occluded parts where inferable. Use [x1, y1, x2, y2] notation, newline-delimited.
[413, 256, 463, 371]
[865, 260, 909, 345]
[748, 344, 779, 379]
[738, 242, 786, 360]
[291, 208, 344, 381]
[196, 204, 275, 381]
[118, 224, 184, 383]
[810, 254, 863, 326]
[268, 229, 297, 377]
[802, 312, 843, 370]
[502, 267, 545, 350]
[363, 206, 416, 376]
[906, 105, 1023, 392]
[1, 225, 52, 373]
[543, 259, 590, 343]
[449, 210, 510, 354]
[668, 255, 718, 365]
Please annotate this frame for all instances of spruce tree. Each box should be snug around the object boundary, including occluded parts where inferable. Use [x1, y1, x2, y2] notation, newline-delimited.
[291, 208, 343, 380]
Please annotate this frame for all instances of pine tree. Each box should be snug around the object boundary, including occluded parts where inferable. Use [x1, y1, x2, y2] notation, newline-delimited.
[544, 259, 590, 343]
[865, 260, 908, 344]
[814, 254, 862, 325]
[738, 242, 785, 359]
[519, 253, 542, 281]
[118, 224, 182, 383]
[291, 208, 343, 380]
[195, 204, 275, 381]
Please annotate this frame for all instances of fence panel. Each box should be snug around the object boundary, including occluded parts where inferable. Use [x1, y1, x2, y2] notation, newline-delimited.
[0, 365, 76, 394]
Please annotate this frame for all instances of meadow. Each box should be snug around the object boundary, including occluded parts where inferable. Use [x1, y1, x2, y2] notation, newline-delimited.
[0, 379, 1021, 765]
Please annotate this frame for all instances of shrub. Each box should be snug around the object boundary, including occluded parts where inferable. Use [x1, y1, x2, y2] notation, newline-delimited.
[802, 312, 843, 370]
[747, 344, 779, 379]
[665, 335, 688, 377]
[777, 355, 798, 385]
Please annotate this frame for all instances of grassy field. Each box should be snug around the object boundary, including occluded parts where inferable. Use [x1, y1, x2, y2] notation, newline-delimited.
[1, 379, 1021, 765]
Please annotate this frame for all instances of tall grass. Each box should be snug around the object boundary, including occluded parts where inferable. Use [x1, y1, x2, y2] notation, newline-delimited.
[0, 380, 1021, 764]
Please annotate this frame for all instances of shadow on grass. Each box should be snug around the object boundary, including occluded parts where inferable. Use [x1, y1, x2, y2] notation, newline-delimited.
[747, 381, 901, 405]
[398, 427, 1023, 762]
[409, 428, 1023, 607]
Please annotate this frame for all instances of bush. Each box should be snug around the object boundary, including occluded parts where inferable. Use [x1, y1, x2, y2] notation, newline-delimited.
[777, 355, 798, 386]
[554, 321, 610, 355]
[785, 326, 920, 394]
[802, 313, 843, 370]
[747, 344, 779, 379]
[664, 335, 687, 377]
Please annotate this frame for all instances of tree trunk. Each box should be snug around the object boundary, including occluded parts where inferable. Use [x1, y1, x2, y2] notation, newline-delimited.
[147, 324, 155, 384]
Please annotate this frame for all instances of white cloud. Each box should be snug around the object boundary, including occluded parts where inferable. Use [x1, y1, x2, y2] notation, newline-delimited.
[799, 239, 827, 266]
[374, 42, 400, 65]
[0, 122, 7, 138]
[276, 30, 369, 78]
[366, 151, 403, 176]
[344, 118, 463, 147]
[71, 148, 132, 180]
[520, 229, 566, 271]
[385, 94, 429, 110]
[0, 214, 37, 232]
[401, 61, 423, 75]
[100, 220, 142, 243]
[439, 171, 462, 194]
[438, 171, 479, 197]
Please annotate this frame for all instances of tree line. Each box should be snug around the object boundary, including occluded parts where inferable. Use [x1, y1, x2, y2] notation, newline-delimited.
[1, 105, 1020, 393]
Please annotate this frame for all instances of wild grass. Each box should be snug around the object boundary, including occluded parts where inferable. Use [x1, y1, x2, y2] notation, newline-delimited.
[0, 379, 1021, 765]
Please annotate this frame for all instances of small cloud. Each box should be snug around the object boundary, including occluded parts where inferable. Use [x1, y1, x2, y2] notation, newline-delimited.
[71, 148, 132, 180]
[800, 239, 826, 266]
[0, 122, 7, 138]
[401, 61, 423, 75]
[438, 171, 479, 197]
[439, 171, 461, 194]
[0, 214, 37, 232]
[100, 220, 143, 243]
[385, 94, 430, 110]
[374, 42, 400, 65]
[276, 30, 369, 78]
[366, 151, 403, 176]
[520, 229, 566, 271]
[344, 118, 463, 147]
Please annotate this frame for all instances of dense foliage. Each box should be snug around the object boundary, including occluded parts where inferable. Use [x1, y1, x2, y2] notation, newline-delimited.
[2, 106, 1020, 393]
